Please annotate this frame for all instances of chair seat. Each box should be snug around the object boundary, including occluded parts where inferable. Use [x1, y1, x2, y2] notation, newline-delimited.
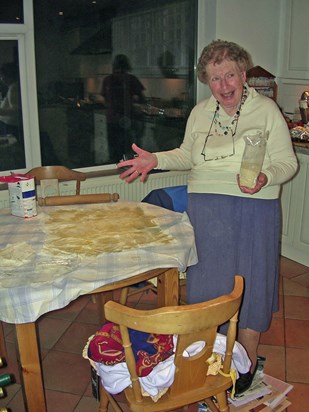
[124, 374, 232, 412]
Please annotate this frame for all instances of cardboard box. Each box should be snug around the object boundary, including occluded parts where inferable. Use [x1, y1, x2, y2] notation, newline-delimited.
[5, 174, 37, 218]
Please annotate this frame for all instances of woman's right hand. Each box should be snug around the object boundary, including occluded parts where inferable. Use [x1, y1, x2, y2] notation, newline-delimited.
[117, 143, 158, 183]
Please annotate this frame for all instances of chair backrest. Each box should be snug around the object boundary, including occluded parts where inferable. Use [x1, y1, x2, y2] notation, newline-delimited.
[103, 275, 244, 409]
[142, 185, 188, 213]
[26, 165, 86, 196]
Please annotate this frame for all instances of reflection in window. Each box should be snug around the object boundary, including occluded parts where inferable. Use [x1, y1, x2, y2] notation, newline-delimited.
[0, 40, 25, 171]
[0, 0, 24, 24]
[34, 0, 197, 168]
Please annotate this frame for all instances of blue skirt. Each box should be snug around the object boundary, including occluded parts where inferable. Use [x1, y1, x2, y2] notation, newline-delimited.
[186, 193, 280, 332]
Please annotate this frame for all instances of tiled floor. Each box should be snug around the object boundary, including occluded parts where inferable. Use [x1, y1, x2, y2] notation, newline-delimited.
[0, 256, 308, 411]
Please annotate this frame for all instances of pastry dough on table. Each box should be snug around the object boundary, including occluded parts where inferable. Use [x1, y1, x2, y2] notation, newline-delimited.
[42, 205, 174, 256]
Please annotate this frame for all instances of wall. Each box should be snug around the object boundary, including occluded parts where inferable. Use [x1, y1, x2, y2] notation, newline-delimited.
[197, 0, 281, 102]
[196, 0, 308, 117]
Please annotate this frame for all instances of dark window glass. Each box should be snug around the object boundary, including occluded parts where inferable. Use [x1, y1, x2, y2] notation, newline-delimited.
[33, 0, 197, 168]
[0, 0, 24, 24]
[0, 40, 25, 171]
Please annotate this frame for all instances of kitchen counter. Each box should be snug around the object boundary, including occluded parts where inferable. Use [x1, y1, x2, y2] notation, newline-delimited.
[293, 142, 309, 155]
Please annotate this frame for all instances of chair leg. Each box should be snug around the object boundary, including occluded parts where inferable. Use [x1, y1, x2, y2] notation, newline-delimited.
[215, 391, 229, 412]
[204, 397, 219, 412]
[99, 385, 109, 412]
[119, 287, 129, 305]
[100, 385, 124, 412]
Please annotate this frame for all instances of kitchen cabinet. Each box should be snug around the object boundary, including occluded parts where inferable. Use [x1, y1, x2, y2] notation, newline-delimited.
[141, 121, 159, 152]
[67, 108, 94, 167]
[280, 0, 309, 80]
[94, 112, 109, 164]
[112, 1, 190, 77]
[140, 116, 186, 153]
[38, 108, 68, 164]
[281, 150, 309, 266]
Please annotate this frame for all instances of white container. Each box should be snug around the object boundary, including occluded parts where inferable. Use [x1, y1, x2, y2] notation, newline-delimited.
[6, 174, 37, 218]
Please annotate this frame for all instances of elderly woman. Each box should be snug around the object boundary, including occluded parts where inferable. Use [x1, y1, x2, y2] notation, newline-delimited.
[117, 40, 298, 394]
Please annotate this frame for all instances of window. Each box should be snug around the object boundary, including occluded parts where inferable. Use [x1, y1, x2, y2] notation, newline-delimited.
[0, 40, 26, 171]
[33, 0, 197, 169]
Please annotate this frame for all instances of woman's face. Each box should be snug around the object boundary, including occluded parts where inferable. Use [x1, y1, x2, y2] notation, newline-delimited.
[206, 59, 246, 115]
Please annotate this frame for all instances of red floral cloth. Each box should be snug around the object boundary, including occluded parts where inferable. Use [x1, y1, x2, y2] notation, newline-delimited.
[88, 322, 174, 377]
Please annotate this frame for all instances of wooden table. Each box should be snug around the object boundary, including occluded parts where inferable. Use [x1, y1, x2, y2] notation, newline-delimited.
[0, 202, 197, 411]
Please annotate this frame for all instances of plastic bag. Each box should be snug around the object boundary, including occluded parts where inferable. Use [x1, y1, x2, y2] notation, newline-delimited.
[239, 130, 268, 188]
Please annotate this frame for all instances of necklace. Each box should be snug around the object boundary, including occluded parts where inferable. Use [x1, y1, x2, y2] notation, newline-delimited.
[201, 86, 248, 161]
[214, 86, 248, 136]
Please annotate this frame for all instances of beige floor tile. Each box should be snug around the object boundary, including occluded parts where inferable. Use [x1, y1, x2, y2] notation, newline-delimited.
[273, 293, 284, 318]
[291, 271, 309, 288]
[45, 389, 81, 411]
[46, 295, 90, 321]
[2, 341, 21, 384]
[0, 383, 22, 410]
[54, 321, 98, 354]
[284, 295, 309, 320]
[280, 257, 309, 279]
[42, 350, 90, 394]
[286, 348, 309, 383]
[75, 299, 101, 325]
[260, 317, 285, 346]
[257, 344, 286, 380]
[83, 381, 94, 398]
[283, 277, 309, 297]
[5, 387, 26, 412]
[37, 316, 71, 350]
[74, 395, 100, 411]
[285, 382, 309, 412]
[2, 321, 14, 337]
[285, 319, 309, 349]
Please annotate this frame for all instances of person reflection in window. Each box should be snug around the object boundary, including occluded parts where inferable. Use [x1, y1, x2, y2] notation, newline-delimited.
[0, 63, 22, 142]
[102, 54, 146, 163]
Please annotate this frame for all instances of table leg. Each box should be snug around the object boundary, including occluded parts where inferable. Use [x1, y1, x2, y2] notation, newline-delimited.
[15, 322, 46, 412]
[98, 291, 113, 324]
[0, 321, 7, 358]
[156, 267, 179, 307]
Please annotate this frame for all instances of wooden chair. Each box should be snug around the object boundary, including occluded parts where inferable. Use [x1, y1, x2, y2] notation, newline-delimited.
[99, 275, 244, 412]
[27, 165, 119, 207]
[26, 165, 86, 197]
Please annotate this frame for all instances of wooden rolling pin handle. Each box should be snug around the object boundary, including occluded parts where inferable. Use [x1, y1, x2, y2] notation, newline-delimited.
[38, 193, 119, 206]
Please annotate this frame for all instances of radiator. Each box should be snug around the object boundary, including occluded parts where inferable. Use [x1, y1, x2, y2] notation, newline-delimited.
[81, 171, 189, 202]
[0, 171, 189, 208]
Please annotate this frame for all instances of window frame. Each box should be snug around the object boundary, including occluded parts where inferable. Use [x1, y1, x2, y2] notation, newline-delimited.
[0, 0, 41, 175]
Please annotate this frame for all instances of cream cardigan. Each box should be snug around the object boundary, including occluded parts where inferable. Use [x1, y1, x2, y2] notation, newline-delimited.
[156, 86, 298, 200]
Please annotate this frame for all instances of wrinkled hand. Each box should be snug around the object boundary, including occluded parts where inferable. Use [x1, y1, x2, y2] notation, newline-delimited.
[117, 143, 158, 183]
[237, 172, 268, 194]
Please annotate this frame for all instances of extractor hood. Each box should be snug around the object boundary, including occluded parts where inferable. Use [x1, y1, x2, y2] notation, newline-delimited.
[71, 24, 112, 55]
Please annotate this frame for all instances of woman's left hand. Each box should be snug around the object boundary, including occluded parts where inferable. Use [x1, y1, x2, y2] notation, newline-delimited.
[237, 172, 268, 194]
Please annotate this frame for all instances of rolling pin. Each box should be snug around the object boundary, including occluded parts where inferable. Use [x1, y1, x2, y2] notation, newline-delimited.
[38, 193, 119, 206]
